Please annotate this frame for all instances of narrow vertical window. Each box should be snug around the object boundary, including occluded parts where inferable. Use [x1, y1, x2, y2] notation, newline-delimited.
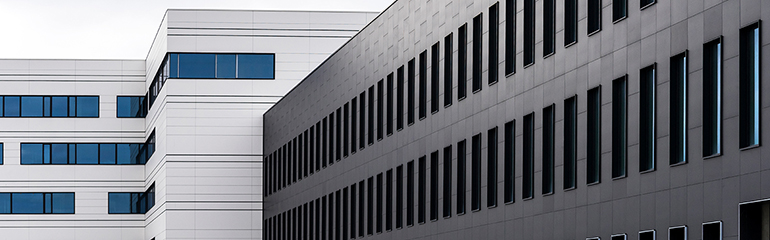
[543, 0, 555, 57]
[587, 86, 602, 184]
[641, 0, 656, 9]
[471, 133, 482, 211]
[376, 173, 382, 233]
[342, 188, 348, 240]
[386, 169, 393, 231]
[443, 145, 452, 218]
[304, 130, 309, 177]
[523, 0, 535, 67]
[487, 127, 498, 207]
[329, 113, 335, 165]
[419, 50, 428, 119]
[523, 113, 534, 199]
[670, 51, 688, 165]
[703, 38, 722, 157]
[669, 226, 687, 240]
[396, 165, 404, 229]
[350, 184, 356, 237]
[564, 96, 577, 189]
[316, 122, 321, 171]
[458, 24, 468, 100]
[387, 73, 394, 135]
[640, 64, 656, 172]
[418, 156, 426, 223]
[367, 177, 373, 235]
[336, 108, 341, 161]
[702, 221, 722, 240]
[588, 0, 602, 35]
[740, 22, 761, 149]
[505, 0, 516, 75]
[397, 65, 405, 130]
[368, 86, 375, 145]
[489, 2, 499, 84]
[377, 80, 384, 141]
[565, 0, 577, 46]
[457, 140, 467, 215]
[360, 91, 366, 149]
[322, 196, 327, 239]
[358, 180, 365, 237]
[407, 160, 414, 226]
[430, 151, 439, 221]
[504, 120, 515, 203]
[431, 42, 441, 113]
[473, 13, 483, 92]
[351, 98, 357, 153]
[408, 58, 416, 124]
[444, 33, 454, 107]
[613, 0, 627, 22]
[543, 105, 554, 194]
[322, 117, 327, 168]
[335, 190, 341, 240]
[613, 75, 628, 178]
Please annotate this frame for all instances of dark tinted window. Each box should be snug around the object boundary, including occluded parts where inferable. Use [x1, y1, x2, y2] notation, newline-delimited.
[456, 140, 466, 214]
[504, 120, 515, 202]
[397, 66, 405, 130]
[76, 96, 99, 117]
[489, 3, 499, 83]
[587, 86, 602, 184]
[564, 96, 577, 189]
[407, 161, 414, 226]
[458, 24, 468, 100]
[368, 86, 375, 145]
[613, 0, 627, 22]
[471, 133, 481, 211]
[419, 50, 428, 119]
[523, 113, 534, 199]
[505, 0, 516, 75]
[430, 151, 439, 221]
[740, 23, 761, 148]
[670, 226, 687, 240]
[396, 165, 404, 228]
[378, 80, 384, 140]
[21, 96, 43, 117]
[444, 33, 454, 106]
[12, 193, 44, 214]
[640, 65, 656, 172]
[543, 105, 554, 194]
[418, 156, 426, 223]
[443, 145, 452, 217]
[588, 0, 602, 34]
[703, 38, 722, 157]
[431, 42, 440, 113]
[117, 96, 147, 118]
[523, 0, 535, 66]
[387, 73, 394, 135]
[4, 96, 20, 117]
[641, 0, 656, 9]
[670, 52, 688, 165]
[408, 59, 416, 124]
[6, 193, 74, 214]
[613, 76, 628, 178]
[543, 0, 555, 56]
[703, 222, 722, 240]
[487, 127, 498, 206]
[386, 169, 393, 231]
[565, 0, 577, 46]
[178, 53, 216, 78]
[472, 13, 483, 92]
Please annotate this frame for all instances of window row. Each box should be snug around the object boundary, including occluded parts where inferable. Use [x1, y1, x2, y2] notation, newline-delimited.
[20, 131, 155, 165]
[108, 184, 155, 214]
[0, 192, 74, 214]
[0, 96, 98, 118]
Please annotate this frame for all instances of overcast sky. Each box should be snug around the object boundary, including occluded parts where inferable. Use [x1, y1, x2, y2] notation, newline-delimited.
[0, 0, 393, 60]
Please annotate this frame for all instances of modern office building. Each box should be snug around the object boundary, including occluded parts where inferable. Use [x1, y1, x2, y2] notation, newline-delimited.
[0, 9, 376, 240]
[264, 0, 770, 239]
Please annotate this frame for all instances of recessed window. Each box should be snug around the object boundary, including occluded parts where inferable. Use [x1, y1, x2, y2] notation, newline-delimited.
[488, 127, 498, 206]
[376, 173, 383, 233]
[471, 133, 482, 211]
[504, 120, 515, 203]
[523, 113, 534, 199]
[703, 38, 722, 157]
[613, 76, 628, 178]
[523, 0, 535, 67]
[588, 0, 602, 35]
[669, 226, 687, 240]
[310, 126, 316, 173]
[612, 234, 627, 240]
[368, 86, 375, 145]
[109, 184, 154, 214]
[316, 122, 323, 171]
[336, 108, 342, 161]
[613, 0, 627, 22]
[396, 165, 404, 229]
[322, 117, 328, 168]
[420, 50, 428, 119]
[740, 200, 768, 239]
[489, 2, 499, 83]
[0, 192, 74, 214]
[397, 65, 405, 130]
[377, 80, 384, 141]
[702, 221, 722, 240]
[336, 190, 342, 238]
[407, 160, 415, 226]
[359, 92, 366, 149]
[343, 104, 349, 158]
[740, 22, 761, 149]
[386, 169, 393, 231]
[587, 86, 602, 184]
[418, 156, 426, 223]
[358, 180, 365, 236]
[565, 0, 577, 46]
[473, 13, 483, 92]
[444, 33, 454, 107]
[505, 0, 516, 75]
[641, 0, 656, 9]
[564, 96, 577, 189]
[408, 58, 416, 124]
[640, 64, 656, 172]
[543, 0, 555, 56]
[430, 151, 439, 221]
[543, 105, 554, 194]
[329, 112, 335, 165]
[387, 73, 394, 135]
[443, 145, 452, 218]
[457, 139, 467, 215]
[458, 24, 468, 100]
[670, 51, 688, 165]
[432, 42, 441, 113]
[367, 177, 374, 235]
[117, 96, 147, 118]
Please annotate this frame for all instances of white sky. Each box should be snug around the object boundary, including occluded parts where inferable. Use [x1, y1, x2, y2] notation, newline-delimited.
[0, 0, 393, 60]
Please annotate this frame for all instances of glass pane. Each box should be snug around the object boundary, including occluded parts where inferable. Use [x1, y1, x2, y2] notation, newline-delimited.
[43, 97, 50, 117]
[0, 193, 9, 213]
[20, 144, 43, 164]
[43, 144, 50, 164]
[237, 54, 274, 79]
[76, 97, 98, 117]
[4, 96, 20, 117]
[178, 53, 216, 78]
[117, 96, 146, 118]
[116, 144, 131, 164]
[51, 96, 68, 117]
[44, 193, 51, 213]
[51, 144, 68, 164]
[12, 193, 43, 214]
[99, 144, 116, 164]
[216, 54, 236, 78]
[21, 96, 43, 117]
[0, 143, 3, 165]
[169, 53, 179, 78]
[108, 193, 131, 214]
[76, 143, 98, 164]
[52, 193, 75, 214]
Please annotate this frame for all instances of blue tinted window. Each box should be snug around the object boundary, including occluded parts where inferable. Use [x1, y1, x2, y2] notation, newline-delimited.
[69, 97, 77, 117]
[43, 144, 50, 164]
[169, 54, 179, 78]
[0, 143, 3, 164]
[108, 193, 131, 214]
[117, 96, 146, 118]
[4, 96, 20, 117]
[76, 144, 98, 164]
[44, 193, 51, 213]
[20, 144, 43, 164]
[0, 193, 9, 213]
[52, 193, 75, 214]
[52, 96, 68, 117]
[21, 96, 43, 117]
[51, 144, 68, 164]
[76, 97, 98, 117]
[237, 54, 274, 79]
[99, 144, 116, 164]
[12, 193, 43, 214]
[179, 54, 216, 78]
[217, 54, 236, 78]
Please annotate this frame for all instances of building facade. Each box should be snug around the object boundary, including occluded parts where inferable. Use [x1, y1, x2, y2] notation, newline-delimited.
[0, 9, 376, 240]
[263, 0, 770, 240]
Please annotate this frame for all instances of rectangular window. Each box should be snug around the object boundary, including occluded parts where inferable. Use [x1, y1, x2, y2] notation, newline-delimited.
[316, 122, 322, 171]
[108, 184, 155, 214]
[740, 22, 761, 149]
[487, 127, 498, 206]
[543, 105, 554, 194]
[408, 59, 416, 124]
[309, 127, 315, 174]
[473, 13, 483, 92]
[418, 156, 426, 223]
[329, 113, 336, 165]
[360, 92, 366, 150]
[167, 53, 274, 79]
[641, 0, 656, 9]
[406, 160, 414, 226]
[471, 133, 481, 211]
[358, 181, 364, 237]
[0, 192, 74, 214]
[445, 33, 454, 106]
[703, 38, 722, 157]
[431, 42, 440, 114]
[443, 145, 452, 217]
[613, 0, 627, 22]
[116, 96, 147, 118]
[350, 184, 356, 238]
[489, 2, 499, 83]
[587, 86, 602, 184]
[639, 229, 655, 240]
[325, 195, 330, 240]
[457, 140, 467, 214]
[702, 221, 722, 240]
[419, 50, 428, 119]
[5, 96, 99, 118]
[505, 0, 516, 75]
[670, 51, 688, 165]
[564, 96, 577, 189]
[377, 80, 384, 141]
[430, 151, 439, 221]
[336, 108, 342, 161]
[376, 173, 383, 233]
[612, 234, 627, 240]
[640, 64, 656, 172]
[523, 113, 534, 199]
[386, 169, 393, 231]
[396, 165, 404, 229]
[323, 117, 328, 168]
[613, 76, 628, 178]
[565, 0, 577, 46]
[543, 0, 555, 56]
[21, 141, 155, 165]
[335, 190, 341, 240]
[504, 120, 515, 203]
[458, 24, 468, 100]
[523, 0, 535, 66]
[367, 177, 373, 235]
[397, 66, 405, 130]
[343, 104, 349, 158]
[387, 73, 394, 135]
[669, 226, 687, 240]
[368, 86, 375, 145]
[588, 0, 602, 35]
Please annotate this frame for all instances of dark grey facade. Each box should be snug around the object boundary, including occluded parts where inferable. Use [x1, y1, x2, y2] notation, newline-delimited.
[264, 0, 770, 239]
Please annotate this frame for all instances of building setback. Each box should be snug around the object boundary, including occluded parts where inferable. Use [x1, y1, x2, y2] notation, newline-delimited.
[0, 9, 376, 240]
[263, 0, 770, 240]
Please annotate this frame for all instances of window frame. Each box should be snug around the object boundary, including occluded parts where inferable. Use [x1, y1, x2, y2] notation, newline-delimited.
[703, 37, 723, 158]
